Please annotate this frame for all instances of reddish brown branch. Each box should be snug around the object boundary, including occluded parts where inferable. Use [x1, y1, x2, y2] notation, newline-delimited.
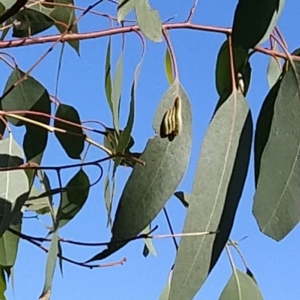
[14, 229, 126, 269]
[0, 22, 296, 62]
[0, 23, 231, 49]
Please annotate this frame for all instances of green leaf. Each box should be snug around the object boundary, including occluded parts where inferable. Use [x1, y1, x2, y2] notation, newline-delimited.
[115, 59, 141, 168]
[111, 52, 124, 134]
[12, 9, 54, 37]
[87, 83, 192, 262]
[50, 0, 79, 54]
[104, 38, 113, 113]
[254, 79, 281, 186]
[2, 68, 51, 127]
[215, 40, 251, 97]
[267, 43, 282, 89]
[104, 127, 135, 164]
[169, 93, 250, 300]
[103, 171, 112, 227]
[22, 88, 50, 164]
[40, 230, 58, 298]
[24, 186, 51, 215]
[22, 78, 50, 164]
[56, 169, 90, 228]
[0, 2, 5, 16]
[0, 137, 29, 237]
[117, 0, 137, 22]
[0, 267, 7, 300]
[54, 104, 85, 159]
[159, 270, 172, 300]
[219, 269, 263, 300]
[117, 78, 135, 153]
[209, 112, 252, 273]
[37, 170, 55, 221]
[0, 11, 12, 40]
[23, 126, 48, 164]
[117, 0, 162, 42]
[0, 216, 21, 267]
[0, 0, 54, 17]
[135, 0, 162, 42]
[232, 0, 286, 49]
[164, 48, 174, 84]
[106, 61, 142, 168]
[0, 102, 6, 139]
[253, 56, 300, 241]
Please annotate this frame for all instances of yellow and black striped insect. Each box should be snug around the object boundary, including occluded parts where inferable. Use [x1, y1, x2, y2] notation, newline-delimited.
[160, 96, 182, 141]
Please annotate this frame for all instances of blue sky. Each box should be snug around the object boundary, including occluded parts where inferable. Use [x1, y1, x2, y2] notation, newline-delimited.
[2, 0, 300, 299]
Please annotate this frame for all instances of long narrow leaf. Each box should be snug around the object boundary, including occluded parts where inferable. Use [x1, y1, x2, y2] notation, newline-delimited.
[169, 93, 250, 300]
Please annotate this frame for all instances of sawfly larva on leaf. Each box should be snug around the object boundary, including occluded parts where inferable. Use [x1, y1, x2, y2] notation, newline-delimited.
[160, 96, 182, 141]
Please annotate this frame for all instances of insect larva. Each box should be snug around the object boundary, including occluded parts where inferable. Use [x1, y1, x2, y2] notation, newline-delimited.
[160, 96, 182, 141]
[169, 106, 176, 132]
[173, 96, 182, 136]
[237, 73, 245, 95]
[162, 109, 171, 136]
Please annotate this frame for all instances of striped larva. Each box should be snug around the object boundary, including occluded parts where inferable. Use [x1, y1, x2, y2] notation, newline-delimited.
[160, 96, 182, 141]
[237, 73, 245, 95]
[173, 96, 182, 136]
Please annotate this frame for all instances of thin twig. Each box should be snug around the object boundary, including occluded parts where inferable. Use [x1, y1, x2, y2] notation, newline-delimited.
[228, 239, 250, 271]
[274, 26, 288, 50]
[17, 231, 126, 269]
[186, 0, 199, 23]
[9, 226, 217, 247]
[163, 207, 178, 250]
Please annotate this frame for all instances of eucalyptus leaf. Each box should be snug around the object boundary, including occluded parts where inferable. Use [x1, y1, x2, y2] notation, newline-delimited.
[24, 186, 51, 215]
[267, 43, 282, 89]
[254, 55, 300, 240]
[215, 40, 251, 97]
[114, 59, 142, 169]
[104, 172, 112, 227]
[209, 112, 252, 273]
[0, 216, 21, 266]
[0, 267, 6, 300]
[159, 270, 172, 300]
[50, 0, 79, 54]
[232, 0, 286, 49]
[23, 125, 48, 164]
[12, 9, 54, 37]
[54, 104, 85, 159]
[0, 137, 29, 237]
[135, 0, 162, 42]
[56, 169, 90, 228]
[104, 38, 113, 113]
[165, 48, 174, 84]
[254, 78, 281, 186]
[2, 68, 51, 127]
[87, 83, 192, 262]
[169, 92, 250, 300]
[111, 52, 124, 134]
[117, 0, 137, 22]
[219, 269, 263, 300]
[40, 230, 59, 298]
